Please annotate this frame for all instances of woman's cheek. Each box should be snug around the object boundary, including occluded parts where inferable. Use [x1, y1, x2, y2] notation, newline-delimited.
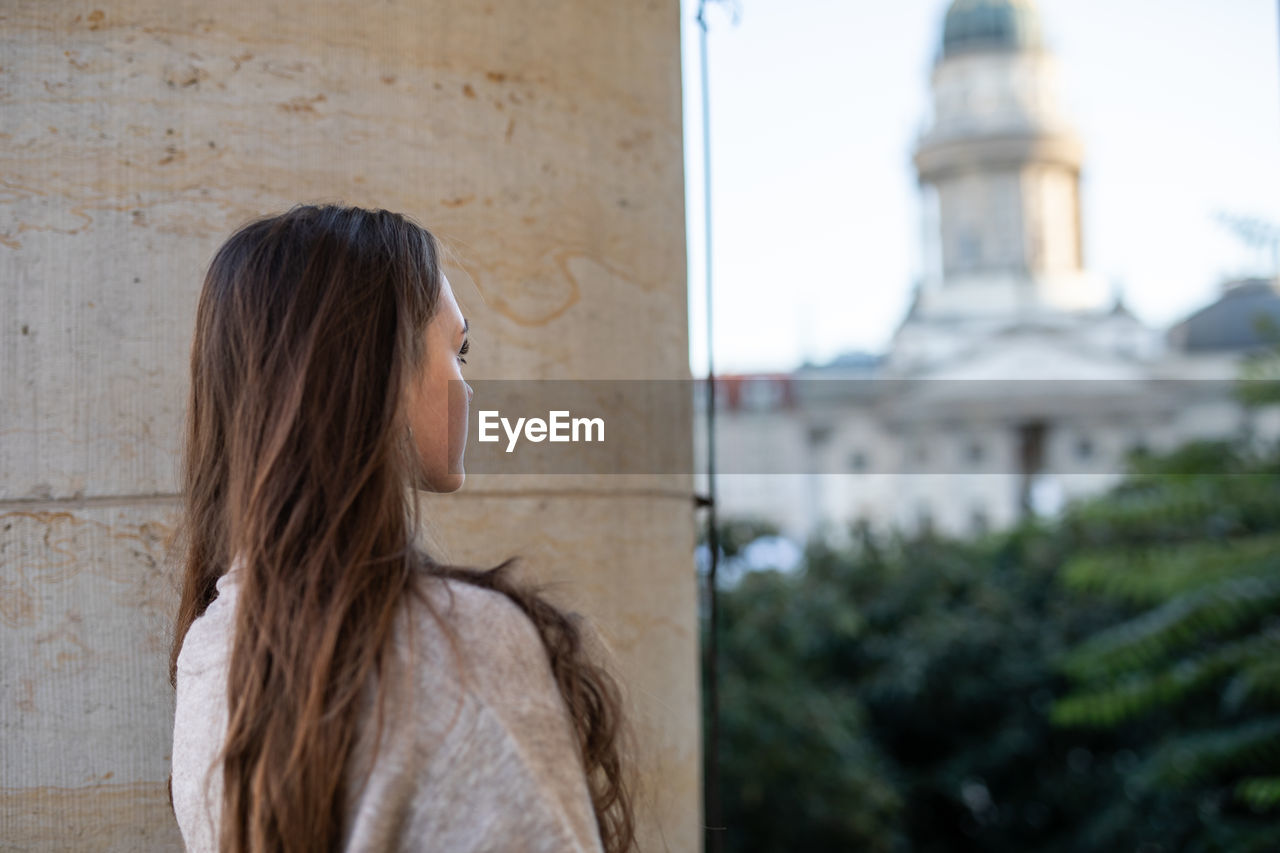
[448, 378, 469, 474]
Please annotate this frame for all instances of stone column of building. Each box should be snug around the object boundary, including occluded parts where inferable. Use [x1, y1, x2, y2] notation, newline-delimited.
[0, 3, 700, 850]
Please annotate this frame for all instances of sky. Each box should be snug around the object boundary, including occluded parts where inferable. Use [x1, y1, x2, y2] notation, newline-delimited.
[679, 0, 1280, 376]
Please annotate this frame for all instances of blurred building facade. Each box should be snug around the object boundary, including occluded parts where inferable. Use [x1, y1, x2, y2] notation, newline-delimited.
[695, 0, 1280, 542]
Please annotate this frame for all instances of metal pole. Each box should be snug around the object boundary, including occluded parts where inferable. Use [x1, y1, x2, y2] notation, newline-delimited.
[695, 2, 723, 850]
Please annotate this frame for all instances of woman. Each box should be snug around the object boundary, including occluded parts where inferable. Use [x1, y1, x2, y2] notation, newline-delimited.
[168, 204, 636, 852]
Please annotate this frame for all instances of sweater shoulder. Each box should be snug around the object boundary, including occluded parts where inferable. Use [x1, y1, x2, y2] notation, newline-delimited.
[435, 577, 545, 647]
[401, 576, 557, 698]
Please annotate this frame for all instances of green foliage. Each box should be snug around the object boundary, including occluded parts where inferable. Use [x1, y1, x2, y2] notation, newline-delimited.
[1237, 775, 1280, 810]
[1141, 717, 1280, 789]
[1062, 532, 1280, 606]
[703, 519, 1166, 851]
[707, 563, 902, 852]
[1052, 626, 1280, 728]
[1051, 434, 1280, 846]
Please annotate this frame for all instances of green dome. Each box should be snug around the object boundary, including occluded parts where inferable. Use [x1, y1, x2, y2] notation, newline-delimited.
[941, 0, 1042, 59]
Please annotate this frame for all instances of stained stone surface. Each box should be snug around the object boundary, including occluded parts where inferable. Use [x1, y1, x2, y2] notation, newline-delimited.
[1, 1, 698, 849]
[0, 502, 185, 849]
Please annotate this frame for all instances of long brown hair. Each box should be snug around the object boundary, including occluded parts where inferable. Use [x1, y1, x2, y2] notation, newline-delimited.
[168, 204, 636, 852]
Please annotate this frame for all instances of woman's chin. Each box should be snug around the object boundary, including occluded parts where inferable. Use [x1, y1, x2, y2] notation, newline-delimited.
[428, 470, 465, 494]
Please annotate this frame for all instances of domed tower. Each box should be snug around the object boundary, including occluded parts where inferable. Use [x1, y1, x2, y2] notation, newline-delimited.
[910, 0, 1107, 321]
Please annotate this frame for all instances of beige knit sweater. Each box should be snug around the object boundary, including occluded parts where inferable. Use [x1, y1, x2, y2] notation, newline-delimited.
[171, 562, 606, 852]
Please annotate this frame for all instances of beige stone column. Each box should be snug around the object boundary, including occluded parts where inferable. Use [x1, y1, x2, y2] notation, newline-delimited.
[0, 2, 700, 849]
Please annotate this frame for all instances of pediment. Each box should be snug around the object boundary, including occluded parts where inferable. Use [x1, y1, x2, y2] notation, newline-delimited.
[916, 331, 1148, 381]
[873, 331, 1162, 421]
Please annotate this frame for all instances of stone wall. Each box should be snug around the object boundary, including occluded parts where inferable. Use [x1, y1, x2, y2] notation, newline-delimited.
[0, 2, 699, 849]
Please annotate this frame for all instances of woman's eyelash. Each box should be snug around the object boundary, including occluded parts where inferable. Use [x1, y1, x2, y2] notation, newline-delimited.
[458, 338, 470, 363]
